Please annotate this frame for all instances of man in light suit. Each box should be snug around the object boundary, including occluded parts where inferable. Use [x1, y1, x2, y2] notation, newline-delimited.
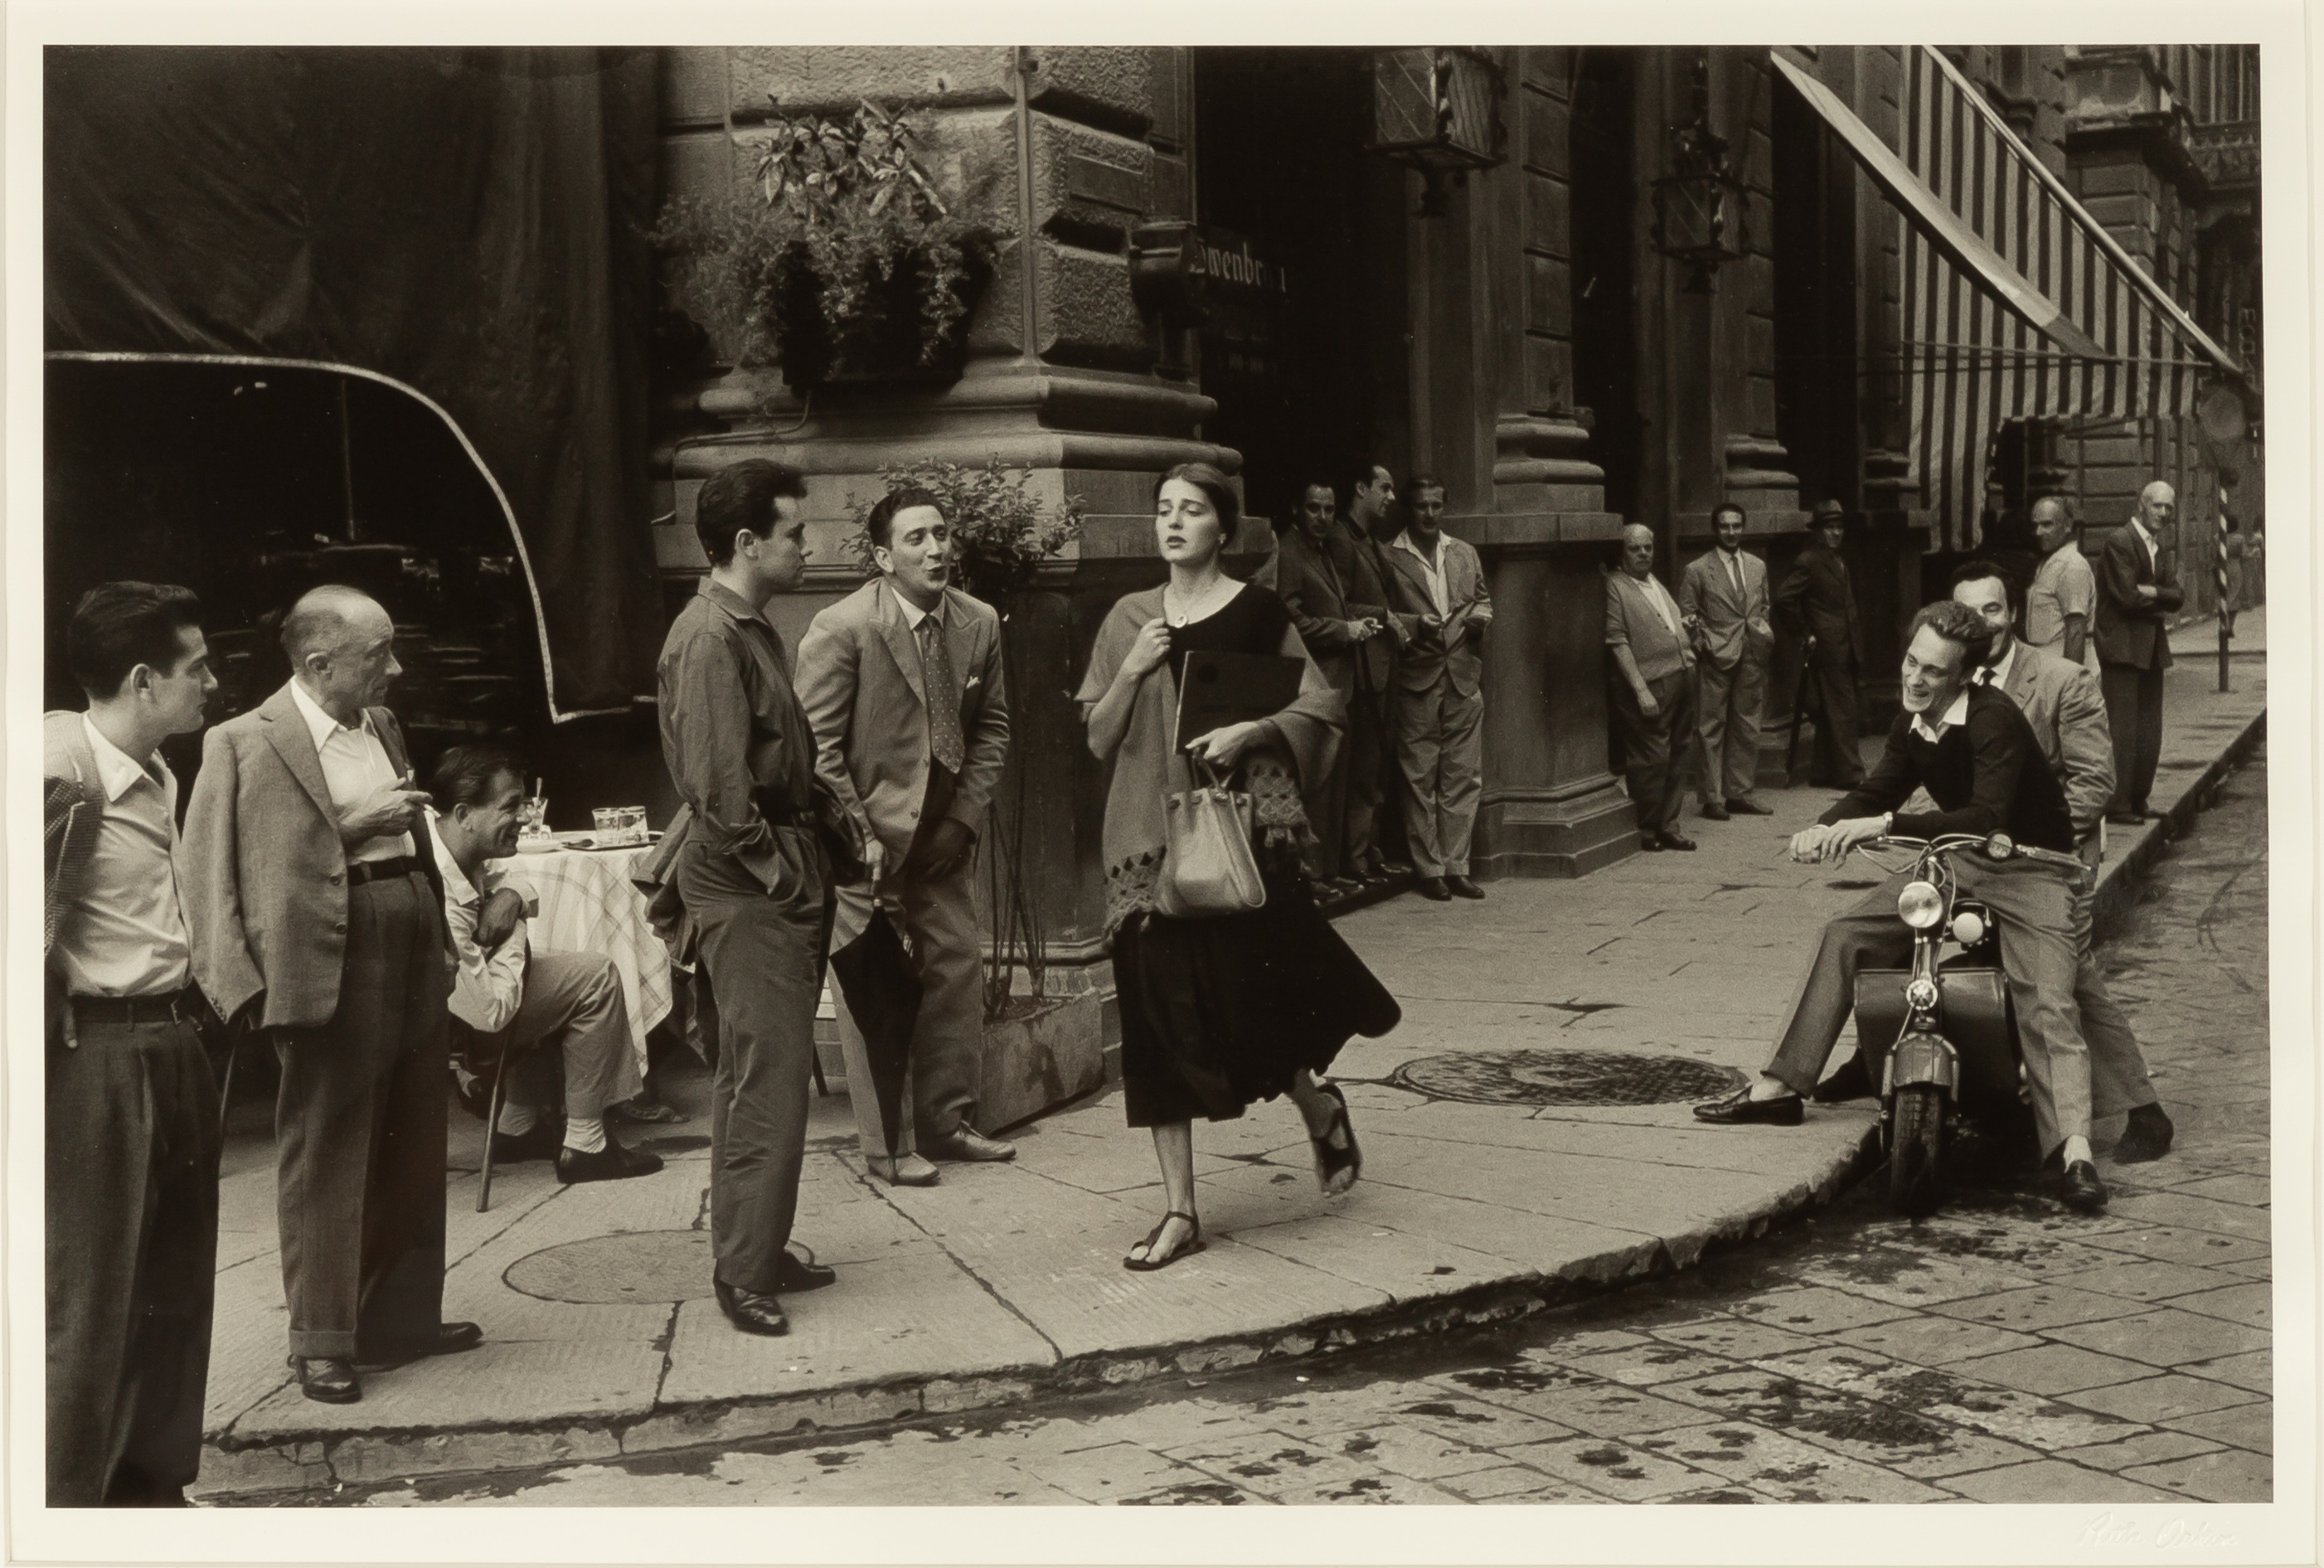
[1383, 475, 1492, 901]
[797, 485, 1015, 1187]
[1274, 478, 1386, 895]
[1605, 523, 1699, 852]
[2094, 481, 2184, 825]
[182, 585, 483, 1405]
[1677, 502, 1774, 822]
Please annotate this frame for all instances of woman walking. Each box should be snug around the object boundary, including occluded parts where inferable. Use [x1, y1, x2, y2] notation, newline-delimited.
[1077, 463, 1401, 1272]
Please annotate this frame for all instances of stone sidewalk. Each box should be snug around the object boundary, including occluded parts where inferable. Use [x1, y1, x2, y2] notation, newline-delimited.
[189, 633, 2267, 1500]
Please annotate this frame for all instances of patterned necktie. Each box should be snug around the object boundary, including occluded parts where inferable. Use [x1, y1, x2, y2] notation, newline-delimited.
[919, 615, 965, 774]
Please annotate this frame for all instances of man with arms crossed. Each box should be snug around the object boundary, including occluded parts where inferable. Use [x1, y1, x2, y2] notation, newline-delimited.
[1693, 600, 2109, 1211]
[185, 585, 481, 1405]
[1382, 474, 1492, 901]
[798, 486, 1016, 1186]
[45, 583, 221, 1503]
[1678, 502, 1775, 822]
[2094, 481, 2184, 824]
[658, 459, 839, 1337]
[1274, 478, 1385, 895]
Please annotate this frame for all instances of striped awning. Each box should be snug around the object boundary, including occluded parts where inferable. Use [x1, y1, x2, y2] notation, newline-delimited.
[1775, 48, 2243, 550]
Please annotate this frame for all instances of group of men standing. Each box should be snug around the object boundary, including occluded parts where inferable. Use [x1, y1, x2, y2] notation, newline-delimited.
[1274, 461, 1494, 902]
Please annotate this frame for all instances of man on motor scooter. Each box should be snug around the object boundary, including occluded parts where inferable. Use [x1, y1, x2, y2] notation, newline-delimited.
[1693, 600, 2108, 1212]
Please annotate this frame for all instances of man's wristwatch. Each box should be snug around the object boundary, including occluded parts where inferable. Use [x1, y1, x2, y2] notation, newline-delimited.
[1881, 812, 1895, 837]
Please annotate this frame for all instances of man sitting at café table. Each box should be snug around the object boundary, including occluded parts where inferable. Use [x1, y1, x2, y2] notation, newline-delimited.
[426, 744, 663, 1185]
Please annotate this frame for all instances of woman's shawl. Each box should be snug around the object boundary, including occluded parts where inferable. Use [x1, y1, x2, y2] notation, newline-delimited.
[1075, 585, 1346, 931]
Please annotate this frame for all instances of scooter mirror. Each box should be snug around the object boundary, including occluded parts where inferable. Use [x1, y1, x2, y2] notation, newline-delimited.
[1984, 833, 2016, 860]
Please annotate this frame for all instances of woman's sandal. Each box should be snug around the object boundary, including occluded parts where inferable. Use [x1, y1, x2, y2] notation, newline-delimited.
[1310, 1082, 1362, 1195]
[1123, 1211, 1205, 1272]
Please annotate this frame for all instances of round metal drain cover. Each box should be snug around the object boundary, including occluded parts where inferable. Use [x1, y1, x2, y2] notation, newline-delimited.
[1390, 1048, 1741, 1107]
[504, 1229, 714, 1304]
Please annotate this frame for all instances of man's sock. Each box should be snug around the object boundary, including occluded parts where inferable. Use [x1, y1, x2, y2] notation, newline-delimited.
[2061, 1134, 2094, 1167]
[1749, 1074, 1794, 1101]
[495, 1101, 538, 1137]
[563, 1115, 608, 1155]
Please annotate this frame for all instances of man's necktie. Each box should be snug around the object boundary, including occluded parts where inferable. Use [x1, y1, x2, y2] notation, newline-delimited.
[920, 617, 965, 774]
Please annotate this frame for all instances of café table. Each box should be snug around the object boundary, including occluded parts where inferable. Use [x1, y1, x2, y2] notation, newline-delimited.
[495, 833, 668, 1079]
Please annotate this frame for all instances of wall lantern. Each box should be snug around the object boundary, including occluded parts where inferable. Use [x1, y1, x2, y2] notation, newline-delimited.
[1366, 48, 1508, 216]
[1651, 56, 1749, 293]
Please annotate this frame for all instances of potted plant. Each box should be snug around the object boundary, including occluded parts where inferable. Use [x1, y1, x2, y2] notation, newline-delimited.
[657, 97, 992, 391]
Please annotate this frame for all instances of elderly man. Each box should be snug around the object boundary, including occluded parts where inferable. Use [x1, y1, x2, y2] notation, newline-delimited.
[1694, 600, 2107, 1211]
[798, 486, 1016, 1186]
[45, 583, 221, 1505]
[184, 585, 480, 1405]
[1274, 478, 1385, 894]
[1776, 501, 1868, 789]
[2026, 495, 2096, 671]
[425, 745, 663, 1185]
[2094, 482, 2185, 824]
[1383, 475, 1492, 900]
[1678, 502, 1774, 822]
[658, 459, 838, 1338]
[1605, 523, 1699, 852]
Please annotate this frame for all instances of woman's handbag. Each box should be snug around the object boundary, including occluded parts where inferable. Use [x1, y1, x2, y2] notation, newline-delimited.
[1156, 755, 1267, 918]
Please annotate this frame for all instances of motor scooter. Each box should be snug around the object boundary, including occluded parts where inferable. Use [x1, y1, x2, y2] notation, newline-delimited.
[1850, 831, 2086, 1215]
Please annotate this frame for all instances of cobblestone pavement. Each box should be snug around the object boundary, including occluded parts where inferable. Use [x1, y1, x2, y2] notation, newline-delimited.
[289, 751, 2272, 1508]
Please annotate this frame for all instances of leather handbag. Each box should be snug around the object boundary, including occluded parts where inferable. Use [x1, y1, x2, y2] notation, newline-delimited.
[1156, 755, 1266, 918]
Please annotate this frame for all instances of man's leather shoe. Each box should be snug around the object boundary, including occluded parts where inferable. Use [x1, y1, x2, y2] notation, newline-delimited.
[290, 1356, 361, 1404]
[1727, 797, 1774, 816]
[1693, 1085, 1805, 1126]
[1381, 860, 1416, 877]
[1445, 876, 1485, 900]
[1417, 876, 1452, 901]
[1659, 831, 1699, 852]
[927, 1128, 1017, 1163]
[1812, 1052, 1874, 1103]
[1321, 876, 1363, 900]
[1640, 833, 1667, 852]
[2113, 1103, 2175, 1163]
[2055, 1159, 2109, 1212]
[866, 1153, 940, 1186]
[357, 1321, 483, 1370]
[488, 1122, 563, 1164]
[556, 1139, 664, 1185]
[776, 1249, 837, 1293]
[2105, 808, 2144, 827]
[1701, 800, 1731, 822]
[714, 1278, 789, 1337]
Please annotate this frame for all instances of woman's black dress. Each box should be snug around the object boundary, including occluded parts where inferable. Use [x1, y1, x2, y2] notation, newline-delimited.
[1115, 585, 1401, 1128]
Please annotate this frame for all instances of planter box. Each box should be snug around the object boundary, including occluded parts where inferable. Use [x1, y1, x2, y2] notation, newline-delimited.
[772, 243, 987, 392]
[975, 993, 1109, 1135]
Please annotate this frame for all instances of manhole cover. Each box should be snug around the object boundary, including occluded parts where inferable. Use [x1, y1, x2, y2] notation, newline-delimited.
[1389, 1049, 1741, 1108]
[504, 1229, 715, 1304]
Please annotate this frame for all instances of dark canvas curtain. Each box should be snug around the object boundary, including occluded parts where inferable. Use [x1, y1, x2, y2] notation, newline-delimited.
[45, 45, 661, 717]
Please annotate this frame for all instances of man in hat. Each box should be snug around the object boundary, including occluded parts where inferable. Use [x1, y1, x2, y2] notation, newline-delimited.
[1776, 501, 1867, 789]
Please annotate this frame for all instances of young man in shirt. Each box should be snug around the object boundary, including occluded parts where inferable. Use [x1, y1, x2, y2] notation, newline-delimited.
[44, 582, 221, 1505]
[1381, 475, 1492, 900]
[1605, 522, 1700, 852]
[425, 745, 663, 1185]
[2026, 495, 2096, 670]
[1693, 600, 2108, 1211]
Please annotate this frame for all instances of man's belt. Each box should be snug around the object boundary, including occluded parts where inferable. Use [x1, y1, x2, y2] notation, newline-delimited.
[69, 986, 206, 1028]
[347, 856, 421, 887]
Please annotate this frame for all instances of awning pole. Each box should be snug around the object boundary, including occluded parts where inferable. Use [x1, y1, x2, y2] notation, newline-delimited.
[2216, 478, 2232, 692]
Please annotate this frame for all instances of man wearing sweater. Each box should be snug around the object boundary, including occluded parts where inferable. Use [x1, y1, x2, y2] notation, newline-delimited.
[1604, 523, 1699, 852]
[1693, 600, 2107, 1212]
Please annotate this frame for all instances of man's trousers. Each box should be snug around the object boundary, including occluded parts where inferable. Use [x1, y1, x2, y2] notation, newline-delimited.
[2100, 660, 2167, 815]
[1609, 668, 1697, 837]
[497, 950, 643, 1123]
[829, 859, 984, 1158]
[47, 1010, 220, 1506]
[1764, 862, 2094, 1158]
[2073, 836, 2160, 1119]
[1392, 675, 1485, 879]
[1805, 657, 1866, 787]
[1342, 676, 1393, 873]
[1696, 652, 1768, 805]
[271, 871, 449, 1361]
[679, 842, 825, 1296]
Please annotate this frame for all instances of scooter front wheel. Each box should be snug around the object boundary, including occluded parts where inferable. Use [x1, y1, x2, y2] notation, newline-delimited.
[1888, 1084, 1948, 1217]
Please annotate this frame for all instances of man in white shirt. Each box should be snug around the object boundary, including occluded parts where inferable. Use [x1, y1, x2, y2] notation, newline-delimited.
[1677, 502, 1775, 822]
[425, 746, 662, 1186]
[2026, 495, 2097, 671]
[43, 583, 221, 1505]
[1381, 476, 1493, 899]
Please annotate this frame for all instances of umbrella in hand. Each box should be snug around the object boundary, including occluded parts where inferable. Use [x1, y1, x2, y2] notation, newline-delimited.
[827, 904, 920, 1154]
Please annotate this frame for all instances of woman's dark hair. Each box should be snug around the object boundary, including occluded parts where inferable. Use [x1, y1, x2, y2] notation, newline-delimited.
[66, 580, 203, 699]
[865, 484, 946, 550]
[429, 743, 526, 813]
[1154, 463, 1242, 537]
[695, 459, 808, 566]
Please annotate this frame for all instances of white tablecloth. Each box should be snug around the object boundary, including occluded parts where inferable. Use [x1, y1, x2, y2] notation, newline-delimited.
[493, 842, 669, 1076]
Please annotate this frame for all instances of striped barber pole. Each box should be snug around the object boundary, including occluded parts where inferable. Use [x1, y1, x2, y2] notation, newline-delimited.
[1897, 46, 2221, 551]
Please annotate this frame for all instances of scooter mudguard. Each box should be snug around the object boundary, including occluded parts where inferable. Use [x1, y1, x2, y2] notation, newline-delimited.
[1857, 966, 2019, 1117]
[1887, 1030, 1958, 1093]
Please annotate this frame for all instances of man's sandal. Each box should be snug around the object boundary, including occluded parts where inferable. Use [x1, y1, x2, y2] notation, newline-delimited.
[1310, 1082, 1362, 1194]
[1123, 1211, 1205, 1272]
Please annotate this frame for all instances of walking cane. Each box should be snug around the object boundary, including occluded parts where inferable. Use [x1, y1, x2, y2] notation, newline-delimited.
[1786, 634, 1817, 782]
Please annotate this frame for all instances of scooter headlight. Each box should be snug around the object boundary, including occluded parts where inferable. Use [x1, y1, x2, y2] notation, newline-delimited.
[1951, 909, 1987, 945]
[1897, 881, 1945, 930]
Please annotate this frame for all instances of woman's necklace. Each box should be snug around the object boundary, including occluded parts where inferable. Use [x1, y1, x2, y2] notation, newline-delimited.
[1163, 575, 1233, 628]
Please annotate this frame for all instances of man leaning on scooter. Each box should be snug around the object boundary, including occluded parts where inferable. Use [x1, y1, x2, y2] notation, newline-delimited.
[1693, 599, 2109, 1213]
